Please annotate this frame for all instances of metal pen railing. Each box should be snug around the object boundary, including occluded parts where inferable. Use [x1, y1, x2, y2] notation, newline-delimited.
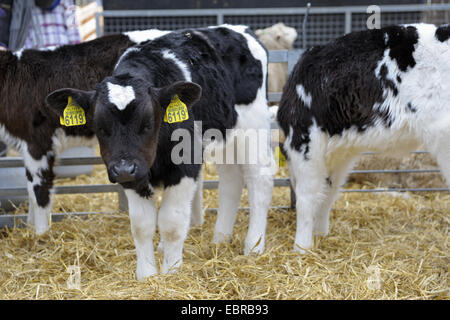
[2, 3, 450, 227]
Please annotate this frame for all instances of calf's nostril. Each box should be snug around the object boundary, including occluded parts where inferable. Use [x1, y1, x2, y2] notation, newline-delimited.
[111, 165, 120, 176]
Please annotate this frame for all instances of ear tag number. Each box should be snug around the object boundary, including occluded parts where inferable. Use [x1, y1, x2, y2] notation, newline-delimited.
[275, 146, 287, 167]
[60, 96, 86, 126]
[164, 94, 189, 123]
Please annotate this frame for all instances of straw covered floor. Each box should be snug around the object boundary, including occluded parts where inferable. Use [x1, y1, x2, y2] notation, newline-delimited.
[0, 164, 448, 300]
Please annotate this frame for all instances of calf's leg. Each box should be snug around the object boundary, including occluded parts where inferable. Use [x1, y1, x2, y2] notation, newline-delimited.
[314, 157, 357, 236]
[289, 149, 328, 253]
[158, 177, 197, 274]
[212, 164, 244, 244]
[242, 161, 274, 255]
[431, 132, 450, 187]
[125, 189, 158, 280]
[23, 150, 55, 235]
[191, 168, 204, 227]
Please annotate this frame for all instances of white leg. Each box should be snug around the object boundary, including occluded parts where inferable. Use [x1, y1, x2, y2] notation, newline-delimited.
[27, 201, 35, 226]
[288, 158, 297, 191]
[23, 151, 54, 235]
[314, 157, 357, 236]
[158, 177, 197, 274]
[212, 164, 244, 244]
[124, 189, 158, 280]
[242, 162, 274, 255]
[289, 150, 328, 254]
[433, 143, 450, 187]
[424, 116, 450, 187]
[191, 168, 204, 227]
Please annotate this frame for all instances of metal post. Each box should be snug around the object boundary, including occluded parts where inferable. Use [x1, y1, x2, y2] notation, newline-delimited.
[302, 3, 311, 49]
[95, 12, 103, 38]
[217, 12, 224, 25]
[345, 10, 352, 34]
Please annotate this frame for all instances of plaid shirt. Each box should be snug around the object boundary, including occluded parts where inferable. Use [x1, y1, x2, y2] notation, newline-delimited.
[24, 0, 81, 49]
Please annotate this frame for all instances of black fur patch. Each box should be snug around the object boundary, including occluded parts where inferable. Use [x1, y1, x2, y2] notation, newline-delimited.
[25, 169, 33, 182]
[385, 25, 418, 72]
[406, 102, 417, 113]
[0, 34, 135, 206]
[101, 26, 265, 193]
[436, 24, 450, 42]
[32, 155, 55, 208]
[379, 64, 398, 96]
[33, 184, 51, 207]
[277, 26, 417, 154]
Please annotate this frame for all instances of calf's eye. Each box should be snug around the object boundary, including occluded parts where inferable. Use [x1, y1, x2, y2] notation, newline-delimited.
[140, 124, 152, 133]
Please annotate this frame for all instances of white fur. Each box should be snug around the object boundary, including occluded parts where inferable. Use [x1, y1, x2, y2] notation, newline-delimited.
[162, 49, 192, 81]
[125, 177, 198, 277]
[212, 164, 244, 243]
[0, 124, 53, 233]
[0, 124, 27, 153]
[0, 125, 97, 234]
[207, 24, 275, 255]
[13, 48, 24, 60]
[13, 45, 58, 60]
[107, 82, 136, 111]
[114, 47, 140, 70]
[125, 29, 171, 43]
[158, 177, 197, 274]
[22, 149, 55, 234]
[191, 169, 204, 226]
[285, 23, 450, 253]
[296, 84, 312, 108]
[124, 188, 158, 280]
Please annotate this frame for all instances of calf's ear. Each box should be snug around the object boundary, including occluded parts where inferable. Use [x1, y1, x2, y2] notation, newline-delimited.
[151, 81, 202, 111]
[45, 88, 95, 117]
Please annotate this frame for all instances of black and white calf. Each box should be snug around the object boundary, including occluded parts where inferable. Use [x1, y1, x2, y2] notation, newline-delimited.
[46, 25, 275, 279]
[277, 23, 450, 253]
[0, 29, 174, 234]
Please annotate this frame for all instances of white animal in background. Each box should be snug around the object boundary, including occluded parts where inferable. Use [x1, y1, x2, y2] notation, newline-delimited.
[255, 23, 298, 94]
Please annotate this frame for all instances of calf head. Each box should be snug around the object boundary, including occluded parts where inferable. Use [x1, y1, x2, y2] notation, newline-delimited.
[46, 74, 202, 189]
[255, 22, 298, 50]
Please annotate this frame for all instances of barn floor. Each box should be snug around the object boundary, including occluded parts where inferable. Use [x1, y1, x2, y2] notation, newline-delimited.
[0, 165, 448, 299]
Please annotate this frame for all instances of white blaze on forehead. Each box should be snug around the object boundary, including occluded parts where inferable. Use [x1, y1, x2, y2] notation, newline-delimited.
[162, 49, 192, 81]
[107, 82, 136, 111]
[296, 84, 312, 108]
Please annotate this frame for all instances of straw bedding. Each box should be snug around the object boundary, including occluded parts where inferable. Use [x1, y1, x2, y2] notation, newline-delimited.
[351, 152, 447, 189]
[0, 164, 448, 300]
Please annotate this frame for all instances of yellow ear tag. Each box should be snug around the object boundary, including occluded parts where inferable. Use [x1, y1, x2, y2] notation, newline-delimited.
[275, 146, 287, 167]
[164, 94, 189, 123]
[59, 96, 86, 126]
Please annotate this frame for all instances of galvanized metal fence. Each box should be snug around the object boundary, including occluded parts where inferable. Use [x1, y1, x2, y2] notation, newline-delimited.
[1, 4, 449, 228]
[95, 4, 450, 48]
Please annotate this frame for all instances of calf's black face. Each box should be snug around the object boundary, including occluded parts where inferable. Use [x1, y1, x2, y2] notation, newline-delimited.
[45, 74, 201, 188]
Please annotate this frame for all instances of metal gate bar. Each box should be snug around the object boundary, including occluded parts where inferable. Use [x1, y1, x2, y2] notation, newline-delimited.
[96, 4, 450, 48]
